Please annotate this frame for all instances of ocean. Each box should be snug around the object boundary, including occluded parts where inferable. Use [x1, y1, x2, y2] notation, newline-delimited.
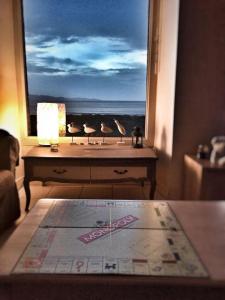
[30, 100, 146, 116]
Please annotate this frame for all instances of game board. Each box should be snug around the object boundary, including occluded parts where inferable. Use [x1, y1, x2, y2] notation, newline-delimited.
[13, 200, 208, 277]
[41, 199, 180, 230]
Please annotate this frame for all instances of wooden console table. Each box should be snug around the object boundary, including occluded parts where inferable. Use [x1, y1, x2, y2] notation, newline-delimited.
[22, 145, 158, 211]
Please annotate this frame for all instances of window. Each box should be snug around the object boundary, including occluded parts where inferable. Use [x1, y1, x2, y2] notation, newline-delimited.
[22, 0, 150, 138]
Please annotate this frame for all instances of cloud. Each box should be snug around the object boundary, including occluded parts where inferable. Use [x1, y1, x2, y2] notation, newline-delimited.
[26, 63, 64, 75]
[25, 34, 147, 76]
[23, 0, 149, 50]
[60, 36, 80, 44]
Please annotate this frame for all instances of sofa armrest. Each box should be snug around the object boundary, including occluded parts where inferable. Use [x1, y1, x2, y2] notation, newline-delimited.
[0, 170, 21, 229]
[0, 133, 20, 173]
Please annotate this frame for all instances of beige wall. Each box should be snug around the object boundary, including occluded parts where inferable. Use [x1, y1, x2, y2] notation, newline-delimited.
[0, 0, 181, 195]
[155, 0, 225, 199]
[168, 0, 225, 199]
[0, 0, 24, 184]
[2, 0, 224, 200]
[154, 0, 180, 198]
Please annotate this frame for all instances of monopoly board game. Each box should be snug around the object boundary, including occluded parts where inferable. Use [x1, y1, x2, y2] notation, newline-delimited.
[40, 200, 181, 230]
[13, 200, 208, 277]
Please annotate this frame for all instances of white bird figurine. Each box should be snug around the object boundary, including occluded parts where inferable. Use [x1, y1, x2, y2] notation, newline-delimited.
[101, 122, 113, 143]
[114, 119, 126, 142]
[67, 123, 81, 134]
[67, 123, 81, 144]
[83, 123, 96, 144]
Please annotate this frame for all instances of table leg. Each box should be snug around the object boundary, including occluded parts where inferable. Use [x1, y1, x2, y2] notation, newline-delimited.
[148, 163, 157, 200]
[23, 178, 31, 212]
[149, 179, 156, 200]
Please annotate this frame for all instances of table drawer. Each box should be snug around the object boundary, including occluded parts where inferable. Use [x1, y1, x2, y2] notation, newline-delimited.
[32, 165, 90, 180]
[91, 166, 147, 180]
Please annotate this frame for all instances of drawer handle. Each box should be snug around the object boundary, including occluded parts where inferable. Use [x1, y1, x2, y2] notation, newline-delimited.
[113, 169, 128, 175]
[53, 169, 67, 175]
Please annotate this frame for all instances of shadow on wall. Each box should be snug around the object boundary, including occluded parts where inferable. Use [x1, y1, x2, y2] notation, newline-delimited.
[156, 127, 172, 199]
[161, 127, 167, 153]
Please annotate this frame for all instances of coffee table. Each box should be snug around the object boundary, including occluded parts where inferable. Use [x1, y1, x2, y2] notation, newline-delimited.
[0, 199, 225, 300]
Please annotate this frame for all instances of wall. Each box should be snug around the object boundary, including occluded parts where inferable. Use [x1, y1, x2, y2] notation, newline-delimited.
[154, 0, 180, 198]
[0, 0, 24, 185]
[169, 0, 225, 199]
[155, 0, 225, 199]
[1, 0, 224, 198]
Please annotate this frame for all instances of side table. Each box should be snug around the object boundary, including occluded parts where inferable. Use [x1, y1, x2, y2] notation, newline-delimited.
[184, 154, 225, 200]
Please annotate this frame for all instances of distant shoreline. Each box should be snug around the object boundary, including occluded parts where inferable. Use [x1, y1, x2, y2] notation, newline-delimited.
[30, 113, 145, 136]
[66, 112, 145, 117]
[29, 94, 146, 102]
[28, 95, 146, 116]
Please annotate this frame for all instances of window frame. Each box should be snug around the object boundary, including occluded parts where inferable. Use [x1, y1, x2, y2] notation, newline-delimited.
[13, 0, 159, 146]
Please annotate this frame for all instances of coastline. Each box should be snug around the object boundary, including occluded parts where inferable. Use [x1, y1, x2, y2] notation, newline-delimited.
[30, 114, 145, 137]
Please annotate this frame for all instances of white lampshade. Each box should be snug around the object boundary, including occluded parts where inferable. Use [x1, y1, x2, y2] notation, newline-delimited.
[58, 103, 66, 136]
[37, 103, 59, 145]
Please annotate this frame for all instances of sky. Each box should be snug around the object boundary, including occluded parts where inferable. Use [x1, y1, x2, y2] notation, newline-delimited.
[23, 0, 149, 101]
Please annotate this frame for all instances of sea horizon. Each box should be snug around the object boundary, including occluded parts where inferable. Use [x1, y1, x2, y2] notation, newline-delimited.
[29, 94, 146, 116]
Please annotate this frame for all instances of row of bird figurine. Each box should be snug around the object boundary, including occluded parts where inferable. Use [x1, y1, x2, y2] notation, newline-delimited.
[67, 119, 126, 144]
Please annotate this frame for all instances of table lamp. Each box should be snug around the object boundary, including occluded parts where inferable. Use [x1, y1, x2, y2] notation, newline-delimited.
[37, 103, 59, 146]
[58, 103, 66, 137]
